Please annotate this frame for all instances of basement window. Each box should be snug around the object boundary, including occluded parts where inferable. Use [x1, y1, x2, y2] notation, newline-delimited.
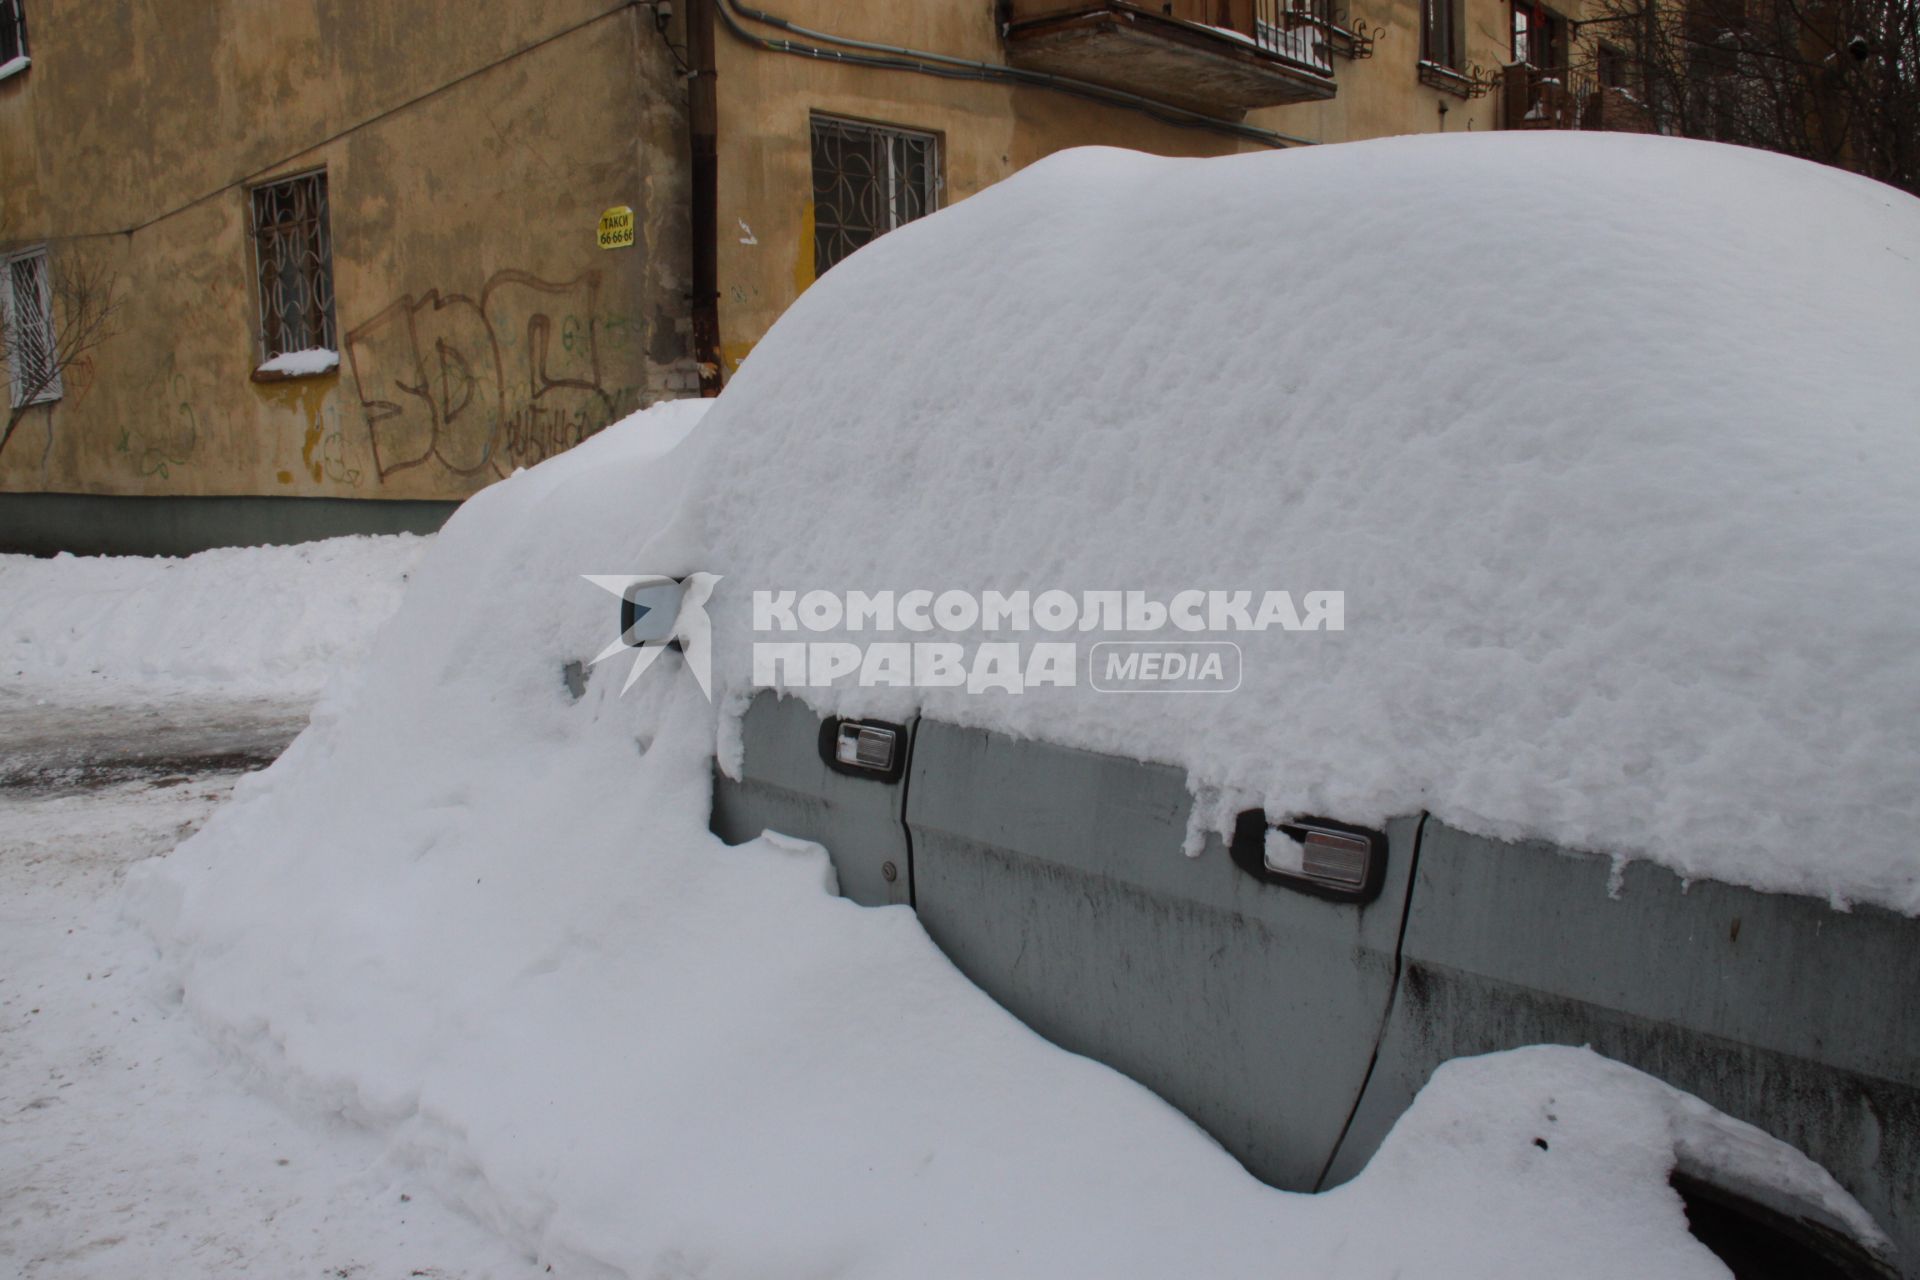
[809, 115, 941, 276]
[0, 0, 27, 79]
[2, 247, 60, 409]
[249, 169, 337, 368]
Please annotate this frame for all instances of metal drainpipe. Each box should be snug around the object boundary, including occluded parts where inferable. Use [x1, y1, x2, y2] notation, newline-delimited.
[687, 0, 724, 396]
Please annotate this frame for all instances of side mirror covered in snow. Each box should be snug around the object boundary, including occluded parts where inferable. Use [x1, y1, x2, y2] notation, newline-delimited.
[620, 577, 686, 646]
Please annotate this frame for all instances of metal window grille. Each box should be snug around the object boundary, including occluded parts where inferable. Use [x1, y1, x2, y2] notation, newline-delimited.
[0, 0, 26, 66]
[250, 170, 337, 359]
[3, 249, 60, 409]
[810, 116, 940, 277]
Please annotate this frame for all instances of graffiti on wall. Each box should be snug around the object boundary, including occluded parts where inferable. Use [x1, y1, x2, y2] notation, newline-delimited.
[344, 269, 635, 483]
[317, 408, 364, 486]
[117, 359, 204, 479]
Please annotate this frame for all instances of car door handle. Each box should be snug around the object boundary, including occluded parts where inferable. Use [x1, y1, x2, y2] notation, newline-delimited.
[819, 717, 909, 783]
[1230, 811, 1388, 904]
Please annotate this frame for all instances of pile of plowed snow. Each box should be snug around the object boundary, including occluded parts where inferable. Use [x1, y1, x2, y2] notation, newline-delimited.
[2, 535, 426, 700]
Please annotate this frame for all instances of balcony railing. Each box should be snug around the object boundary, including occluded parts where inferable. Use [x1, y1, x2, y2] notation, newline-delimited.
[1248, 0, 1375, 71]
[1501, 62, 1655, 131]
[1002, 1, 1343, 115]
[1241, 0, 1332, 75]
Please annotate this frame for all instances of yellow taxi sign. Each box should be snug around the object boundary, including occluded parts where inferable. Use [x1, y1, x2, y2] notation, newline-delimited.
[597, 205, 635, 250]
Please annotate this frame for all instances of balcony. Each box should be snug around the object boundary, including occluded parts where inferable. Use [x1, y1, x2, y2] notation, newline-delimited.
[1002, 0, 1341, 118]
[1501, 62, 1655, 132]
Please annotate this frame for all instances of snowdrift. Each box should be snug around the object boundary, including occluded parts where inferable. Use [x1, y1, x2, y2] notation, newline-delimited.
[2, 535, 425, 700]
[132, 134, 1916, 1276]
[658, 131, 1920, 911]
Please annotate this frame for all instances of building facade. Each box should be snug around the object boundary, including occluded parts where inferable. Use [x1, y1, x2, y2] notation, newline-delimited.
[0, 0, 1609, 553]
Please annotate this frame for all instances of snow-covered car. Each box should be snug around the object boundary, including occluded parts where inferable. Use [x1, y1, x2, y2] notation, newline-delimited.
[139, 130, 1920, 1280]
[674, 133, 1920, 1279]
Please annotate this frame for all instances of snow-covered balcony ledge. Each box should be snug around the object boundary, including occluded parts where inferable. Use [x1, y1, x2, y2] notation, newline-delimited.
[250, 347, 340, 384]
[1002, 0, 1338, 118]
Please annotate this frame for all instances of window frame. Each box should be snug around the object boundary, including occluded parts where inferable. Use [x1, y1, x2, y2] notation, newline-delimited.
[0, 0, 29, 76]
[2, 245, 62, 410]
[247, 167, 338, 364]
[1510, 2, 1570, 69]
[1597, 40, 1630, 87]
[1512, 0, 1535, 64]
[808, 113, 944, 278]
[1422, 0, 1463, 69]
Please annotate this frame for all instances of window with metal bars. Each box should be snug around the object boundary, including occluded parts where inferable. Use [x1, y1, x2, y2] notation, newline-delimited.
[0, 0, 27, 68]
[249, 170, 337, 360]
[2, 248, 60, 409]
[809, 116, 940, 277]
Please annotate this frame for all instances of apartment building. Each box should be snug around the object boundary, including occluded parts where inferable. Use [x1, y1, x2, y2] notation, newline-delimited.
[0, 0, 1606, 552]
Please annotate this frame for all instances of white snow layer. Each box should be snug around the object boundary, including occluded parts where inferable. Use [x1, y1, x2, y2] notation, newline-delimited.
[1, 535, 425, 700]
[650, 132, 1920, 913]
[255, 346, 342, 377]
[133, 390, 1874, 1277]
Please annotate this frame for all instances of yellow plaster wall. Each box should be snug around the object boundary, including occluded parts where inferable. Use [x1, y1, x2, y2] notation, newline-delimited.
[0, 0, 692, 502]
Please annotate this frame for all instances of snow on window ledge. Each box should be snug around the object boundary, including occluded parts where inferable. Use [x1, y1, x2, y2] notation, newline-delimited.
[1417, 60, 1480, 98]
[0, 55, 30, 84]
[251, 348, 340, 382]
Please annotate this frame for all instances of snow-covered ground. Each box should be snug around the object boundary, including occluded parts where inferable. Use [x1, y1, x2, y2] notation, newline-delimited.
[0, 754, 539, 1278]
[0, 537, 544, 1276]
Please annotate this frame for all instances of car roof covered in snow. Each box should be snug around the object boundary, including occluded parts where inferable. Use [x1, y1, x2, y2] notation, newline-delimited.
[655, 132, 1920, 912]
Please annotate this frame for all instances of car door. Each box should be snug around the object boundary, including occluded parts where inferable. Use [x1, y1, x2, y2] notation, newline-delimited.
[1323, 819, 1920, 1272]
[710, 690, 915, 909]
[713, 692, 1422, 1190]
[904, 718, 1420, 1191]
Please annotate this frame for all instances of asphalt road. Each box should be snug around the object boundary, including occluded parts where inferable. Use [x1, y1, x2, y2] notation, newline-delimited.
[0, 689, 309, 797]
